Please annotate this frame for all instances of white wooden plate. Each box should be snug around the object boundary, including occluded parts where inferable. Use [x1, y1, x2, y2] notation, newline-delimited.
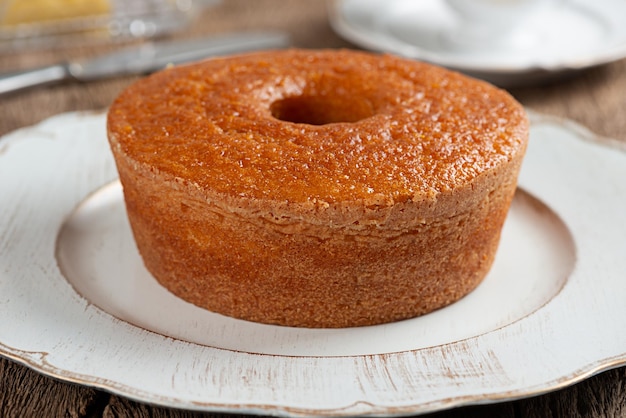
[1, 111, 625, 416]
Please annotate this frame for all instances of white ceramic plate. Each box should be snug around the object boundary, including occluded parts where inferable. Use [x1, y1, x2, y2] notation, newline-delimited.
[329, 0, 626, 86]
[1, 111, 626, 416]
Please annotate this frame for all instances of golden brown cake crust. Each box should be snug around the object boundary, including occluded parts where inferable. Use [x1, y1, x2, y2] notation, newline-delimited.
[107, 49, 529, 328]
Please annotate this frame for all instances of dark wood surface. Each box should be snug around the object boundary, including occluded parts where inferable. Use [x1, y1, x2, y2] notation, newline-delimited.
[1, 1, 625, 417]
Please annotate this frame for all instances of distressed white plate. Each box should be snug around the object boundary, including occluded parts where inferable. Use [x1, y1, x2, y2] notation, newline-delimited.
[1, 111, 626, 416]
[329, 0, 626, 86]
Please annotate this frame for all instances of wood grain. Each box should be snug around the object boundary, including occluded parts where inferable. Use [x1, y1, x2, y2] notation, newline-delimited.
[1, 0, 626, 417]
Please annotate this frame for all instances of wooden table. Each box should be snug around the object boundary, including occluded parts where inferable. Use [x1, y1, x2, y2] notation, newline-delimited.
[1, 1, 625, 416]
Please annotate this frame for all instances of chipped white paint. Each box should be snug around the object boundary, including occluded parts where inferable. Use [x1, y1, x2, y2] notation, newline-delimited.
[1, 111, 626, 416]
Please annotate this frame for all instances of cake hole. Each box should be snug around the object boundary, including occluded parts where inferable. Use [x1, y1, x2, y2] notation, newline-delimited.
[270, 95, 375, 125]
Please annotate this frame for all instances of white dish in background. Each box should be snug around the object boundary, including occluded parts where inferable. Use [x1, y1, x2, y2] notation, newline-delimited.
[329, 0, 626, 86]
[1, 111, 626, 416]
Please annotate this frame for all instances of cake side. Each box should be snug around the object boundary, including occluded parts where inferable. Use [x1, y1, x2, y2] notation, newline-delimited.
[108, 129, 524, 327]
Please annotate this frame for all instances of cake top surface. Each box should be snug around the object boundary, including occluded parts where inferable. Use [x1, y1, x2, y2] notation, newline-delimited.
[107, 49, 528, 205]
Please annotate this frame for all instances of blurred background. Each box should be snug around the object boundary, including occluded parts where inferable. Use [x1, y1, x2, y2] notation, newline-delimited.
[0, 0, 349, 134]
[1, 0, 625, 139]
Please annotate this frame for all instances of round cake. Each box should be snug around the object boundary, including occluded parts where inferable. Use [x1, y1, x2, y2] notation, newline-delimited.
[107, 49, 529, 328]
